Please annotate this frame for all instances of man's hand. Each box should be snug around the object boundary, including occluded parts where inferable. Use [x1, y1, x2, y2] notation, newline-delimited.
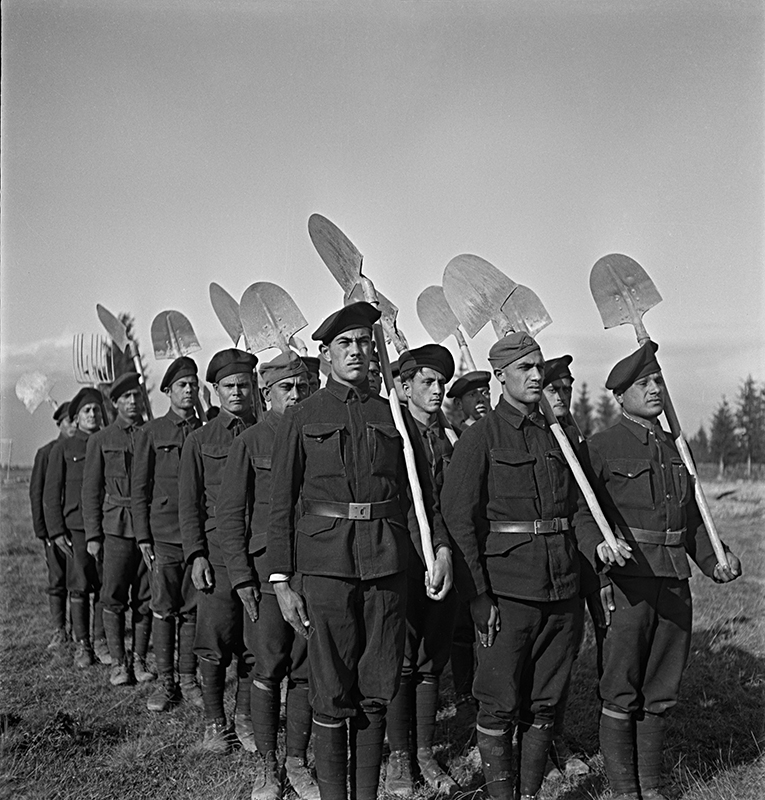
[237, 586, 261, 623]
[273, 581, 311, 639]
[192, 556, 214, 591]
[470, 592, 500, 648]
[86, 539, 102, 560]
[713, 550, 742, 583]
[425, 547, 453, 601]
[138, 543, 155, 572]
[51, 535, 74, 559]
[589, 584, 615, 628]
[597, 539, 632, 567]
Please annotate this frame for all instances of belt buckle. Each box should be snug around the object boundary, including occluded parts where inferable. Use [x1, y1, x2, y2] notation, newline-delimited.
[348, 503, 371, 520]
[533, 519, 542, 535]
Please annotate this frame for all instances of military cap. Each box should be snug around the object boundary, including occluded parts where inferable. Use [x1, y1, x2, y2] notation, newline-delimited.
[301, 356, 321, 376]
[390, 358, 400, 377]
[109, 372, 141, 402]
[369, 348, 380, 365]
[261, 351, 309, 388]
[543, 355, 574, 388]
[160, 356, 198, 392]
[606, 341, 661, 393]
[205, 349, 258, 384]
[398, 344, 455, 383]
[311, 302, 381, 344]
[53, 402, 70, 423]
[446, 370, 491, 399]
[69, 388, 103, 420]
[488, 332, 541, 371]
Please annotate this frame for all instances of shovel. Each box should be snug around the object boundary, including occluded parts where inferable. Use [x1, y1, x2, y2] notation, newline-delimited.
[239, 282, 308, 354]
[209, 283, 245, 347]
[416, 286, 477, 372]
[15, 372, 57, 415]
[444, 255, 622, 554]
[590, 254, 730, 574]
[307, 214, 438, 581]
[96, 304, 153, 419]
[151, 310, 205, 418]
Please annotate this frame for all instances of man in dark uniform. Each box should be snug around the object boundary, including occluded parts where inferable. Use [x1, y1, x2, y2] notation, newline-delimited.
[367, 348, 382, 396]
[575, 342, 741, 800]
[541, 356, 575, 432]
[268, 302, 421, 800]
[302, 356, 322, 396]
[132, 356, 204, 712]
[446, 370, 491, 431]
[43, 389, 104, 668]
[179, 348, 258, 753]
[441, 333, 582, 800]
[384, 344, 457, 796]
[83, 372, 153, 687]
[217, 351, 316, 800]
[30, 402, 75, 649]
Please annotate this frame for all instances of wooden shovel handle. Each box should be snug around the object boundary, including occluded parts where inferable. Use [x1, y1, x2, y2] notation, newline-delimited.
[126, 340, 153, 420]
[454, 329, 477, 372]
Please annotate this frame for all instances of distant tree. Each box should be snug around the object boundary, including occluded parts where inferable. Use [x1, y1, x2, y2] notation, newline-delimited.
[709, 397, 739, 478]
[688, 425, 710, 463]
[573, 382, 595, 438]
[735, 375, 765, 478]
[111, 314, 153, 390]
[594, 389, 620, 433]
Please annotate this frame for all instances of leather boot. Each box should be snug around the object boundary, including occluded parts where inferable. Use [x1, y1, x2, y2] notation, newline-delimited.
[600, 710, 639, 797]
[476, 727, 515, 800]
[350, 707, 386, 800]
[313, 719, 347, 800]
[132, 614, 155, 682]
[147, 616, 176, 711]
[517, 720, 554, 798]
[636, 712, 667, 799]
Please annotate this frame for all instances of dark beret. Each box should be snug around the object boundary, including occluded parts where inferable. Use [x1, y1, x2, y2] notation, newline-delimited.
[446, 370, 491, 399]
[69, 388, 103, 420]
[390, 359, 399, 377]
[311, 302, 381, 344]
[488, 332, 541, 371]
[109, 372, 141, 402]
[606, 341, 661, 392]
[543, 355, 574, 388]
[53, 402, 70, 423]
[260, 351, 309, 388]
[205, 349, 258, 384]
[301, 356, 321, 376]
[398, 344, 455, 383]
[160, 356, 198, 392]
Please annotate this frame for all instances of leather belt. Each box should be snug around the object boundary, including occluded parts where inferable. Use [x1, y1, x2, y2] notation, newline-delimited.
[489, 518, 570, 535]
[105, 493, 131, 508]
[617, 526, 686, 546]
[302, 498, 400, 521]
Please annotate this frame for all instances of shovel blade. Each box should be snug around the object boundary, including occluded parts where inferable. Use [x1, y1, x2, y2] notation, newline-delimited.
[96, 304, 128, 351]
[590, 254, 663, 330]
[308, 214, 363, 295]
[416, 286, 460, 344]
[345, 283, 406, 351]
[494, 284, 553, 339]
[209, 283, 244, 346]
[151, 310, 201, 360]
[15, 371, 54, 414]
[240, 282, 307, 354]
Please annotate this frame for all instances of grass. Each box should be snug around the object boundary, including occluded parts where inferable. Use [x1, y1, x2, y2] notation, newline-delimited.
[1, 476, 763, 799]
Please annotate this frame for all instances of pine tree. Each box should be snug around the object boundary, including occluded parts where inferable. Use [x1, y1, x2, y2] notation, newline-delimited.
[735, 375, 765, 478]
[573, 381, 595, 438]
[688, 425, 710, 463]
[594, 389, 620, 433]
[709, 397, 739, 478]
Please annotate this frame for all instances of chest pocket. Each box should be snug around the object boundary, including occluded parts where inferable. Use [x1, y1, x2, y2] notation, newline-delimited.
[490, 448, 537, 499]
[303, 424, 346, 477]
[155, 439, 181, 476]
[64, 453, 86, 482]
[607, 458, 654, 508]
[670, 458, 691, 505]
[367, 423, 401, 478]
[545, 450, 571, 506]
[201, 445, 230, 487]
[103, 446, 129, 478]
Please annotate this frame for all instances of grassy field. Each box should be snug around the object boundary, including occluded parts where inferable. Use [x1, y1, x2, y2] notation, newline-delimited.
[1, 476, 763, 799]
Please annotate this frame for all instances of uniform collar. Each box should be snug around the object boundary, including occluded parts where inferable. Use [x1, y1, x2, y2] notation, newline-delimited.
[116, 415, 142, 431]
[412, 414, 443, 438]
[74, 429, 90, 442]
[326, 375, 370, 403]
[167, 408, 199, 427]
[265, 408, 282, 432]
[619, 412, 666, 443]
[218, 406, 256, 429]
[495, 397, 546, 430]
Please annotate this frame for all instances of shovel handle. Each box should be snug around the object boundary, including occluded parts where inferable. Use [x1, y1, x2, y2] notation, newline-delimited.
[454, 329, 477, 372]
[126, 340, 153, 420]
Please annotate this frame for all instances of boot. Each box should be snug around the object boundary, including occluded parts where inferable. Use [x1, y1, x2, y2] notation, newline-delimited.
[517, 720, 554, 799]
[180, 674, 204, 708]
[313, 719, 348, 800]
[251, 751, 283, 800]
[285, 755, 320, 800]
[132, 614, 156, 682]
[476, 727, 515, 800]
[70, 596, 94, 669]
[599, 710, 639, 797]
[103, 609, 126, 668]
[636, 712, 667, 799]
[47, 627, 68, 651]
[202, 717, 232, 754]
[49, 594, 67, 632]
[178, 618, 203, 707]
[416, 747, 460, 795]
[384, 751, 414, 798]
[92, 596, 110, 664]
[349, 707, 385, 800]
[147, 616, 176, 711]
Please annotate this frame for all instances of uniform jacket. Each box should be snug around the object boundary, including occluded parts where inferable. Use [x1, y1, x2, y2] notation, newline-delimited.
[42, 430, 90, 537]
[575, 414, 719, 581]
[82, 417, 143, 542]
[131, 409, 202, 546]
[179, 407, 255, 566]
[268, 377, 410, 580]
[441, 397, 580, 603]
[30, 437, 60, 539]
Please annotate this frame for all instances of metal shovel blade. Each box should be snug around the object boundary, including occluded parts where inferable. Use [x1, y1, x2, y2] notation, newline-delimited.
[495, 284, 553, 339]
[209, 283, 244, 346]
[308, 214, 363, 294]
[416, 286, 460, 344]
[151, 310, 202, 360]
[96, 304, 128, 351]
[590, 254, 663, 330]
[240, 282, 308, 354]
[443, 254, 517, 338]
[344, 283, 406, 348]
[15, 371, 54, 414]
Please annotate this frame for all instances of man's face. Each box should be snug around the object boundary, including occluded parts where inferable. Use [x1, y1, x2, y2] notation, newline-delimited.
[616, 371, 665, 422]
[496, 351, 545, 411]
[368, 362, 382, 395]
[307, 372, 320, 395]
[265, 375, 310, 415]
[59, 417, 77, 438]
[320, 328, 372, 385]
[166, 376, 199, 413]
[115, 388, 143, 422]
[76, 403, 102, 434]
[459, 386, 490, 421]
[404, 368, 447, 416]
[214, 373, 253, 415]
[543, 377, 573, 421]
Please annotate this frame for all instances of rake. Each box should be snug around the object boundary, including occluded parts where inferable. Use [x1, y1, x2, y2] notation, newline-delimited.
[73, 334, 115, 386]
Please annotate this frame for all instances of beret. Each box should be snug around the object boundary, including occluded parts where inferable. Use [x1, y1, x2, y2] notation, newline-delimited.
[301, 356, 321, 376]
[606, 341, 661, 392]
[260, 351, 309, 388]
[160, 356, 198, 392]
[543, 355, 574, 388]
[446, 370, 491, 399]
[206, 349, 258, 384]
[109, 372, 141, 402]
[311, 302, 381, 344]
[390, 359, 400, 377]
[398, 344, 455, 383]
[488, 332, 541, 371]
[69, 388, 103, 420]
[53, 402, 70, 423]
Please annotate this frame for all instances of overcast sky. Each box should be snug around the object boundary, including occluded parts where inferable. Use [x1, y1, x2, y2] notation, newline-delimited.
[2, 0, 762, 464]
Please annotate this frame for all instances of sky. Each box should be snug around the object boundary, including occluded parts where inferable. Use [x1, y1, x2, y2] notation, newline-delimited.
[2, 0, 763, 465]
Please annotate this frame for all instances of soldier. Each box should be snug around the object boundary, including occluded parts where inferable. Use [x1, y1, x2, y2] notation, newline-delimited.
[367, 348, 382, 396]
[441, 332, 583, 800]
[384, 344, 457, 796]
[446, 370, 491, 431]
[217, 351, 317, 800]
[575, 342, 741, 800]
[43, 389, 105, 668]
[131, 357, 204, 712]
[269, 302, 423, 800]
[30, 402, 75, 649]
[82, 372, 154, 686]
[541, 356, 575, 431]
[302, 356, 322, 396]
[179, 348, 258, 753]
